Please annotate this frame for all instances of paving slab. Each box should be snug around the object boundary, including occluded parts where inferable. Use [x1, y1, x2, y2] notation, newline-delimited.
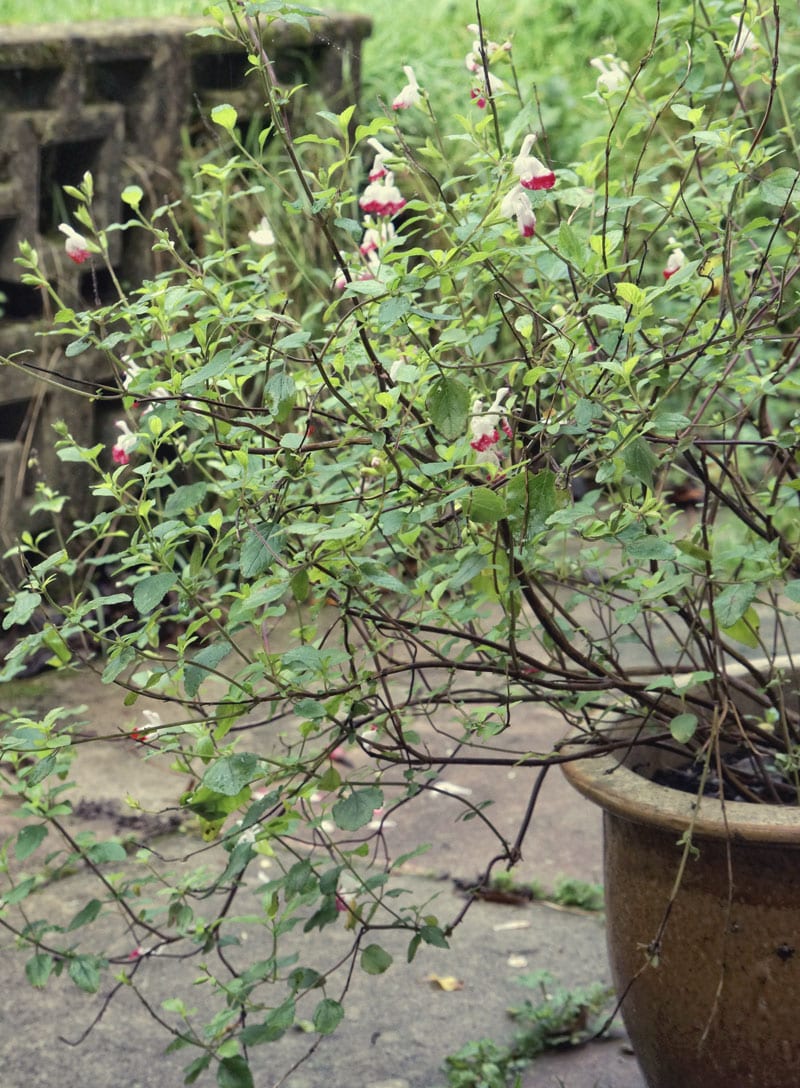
[0, 664, 647, 1088]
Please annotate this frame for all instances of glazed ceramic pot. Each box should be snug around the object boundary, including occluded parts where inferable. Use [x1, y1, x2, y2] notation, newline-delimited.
[562, 748, 800, 1088]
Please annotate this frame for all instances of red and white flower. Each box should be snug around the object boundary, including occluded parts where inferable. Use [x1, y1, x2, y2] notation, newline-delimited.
[663, 242, 687, 280]
[334, 248, 384, 291]
[470, 388, 512, 464]
[367, 137, 393, 181]
[392, 66, 422, 110]
[130, 708, 161, 743]
[359, 171, 406, 217]
[513, 134, 556, 191]
[359, 217, 395, 257]
[58, 223, 91, 264]
[112, 419, 138, 465]
[500, 184, 536, 238]
[470, 69, 504, 108]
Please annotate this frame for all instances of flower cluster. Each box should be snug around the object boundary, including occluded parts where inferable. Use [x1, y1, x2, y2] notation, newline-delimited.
[336, 139, 406, 288]
[464, 22, 509, 108]
[500, 134, 556, 238]
[110, 353, 176, 464]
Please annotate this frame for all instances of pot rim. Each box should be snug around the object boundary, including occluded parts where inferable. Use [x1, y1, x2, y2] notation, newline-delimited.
[561, 746, 800, 845]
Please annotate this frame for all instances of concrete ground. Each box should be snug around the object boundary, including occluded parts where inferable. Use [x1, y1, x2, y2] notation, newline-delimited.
[0, 665, 647, 1088]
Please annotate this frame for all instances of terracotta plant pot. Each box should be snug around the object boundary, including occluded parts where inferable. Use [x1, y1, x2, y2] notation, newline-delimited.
[562, 748, 800, 1088]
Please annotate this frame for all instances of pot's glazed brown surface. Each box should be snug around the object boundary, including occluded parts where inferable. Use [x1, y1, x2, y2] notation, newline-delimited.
[562, 751, 800, 1088]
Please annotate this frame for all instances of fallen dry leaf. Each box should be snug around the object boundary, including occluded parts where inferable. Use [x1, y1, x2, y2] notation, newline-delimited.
[426, 973, 464, 991]
[433, 781, 472, 797]
[492, 919, 531, 932]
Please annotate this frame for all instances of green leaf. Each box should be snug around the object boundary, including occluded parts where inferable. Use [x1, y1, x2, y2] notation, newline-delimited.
[240, 523, 283, 578]
[670, 103, 704, 126]
[448, 551, 487, 589]
[623, 437, 658, 489]
[121, 185, 143, 208]
[519, 469, 561, 536]
[87, 840, 127, 864]
[785, 580, 800, 603]
[290, 569, 310, 603]
[714, 582, 757, 628]
[185, 641, 232, 697]
[15, 824, 47, 860]
[427, 377, 470, 440]
[217, 1056, 254, 1088]
[557, 220, 585, 268]
[265, 370, 296, 423]
[2, 590, 41, 630]
[589, 229, 622, 259]
[183, 1054, 213, 1085]
[625, 536, 676, 562]
[467, 486, 506, 524]
[675, 539, 712, 563]
[132, 572, 177, 614]
[420, 924, 450, 948]
[360, 943, 393, 975]
[211, 103, 238, 132]
[65, 338, 90, 357]
[615, 281, 648, 309]
[25, 753, 57, 786]
[3, 877, 35, 905]
[164, 482, 209, 516]
[68, 955, 102, 993]
[721, 606, 760, 649]
[295, 697, 327, 720]
[285, 859, 316, 896]
[588, 303, 627, 323]
[25, 953, 54, 989]
[651, 410, 690, 435]
[378, 296, 411, 329]
[758, 168, 799, 207]
[312, 997, 344, 1035]
[68, 898, 102, 931]
[670, 713, 697, 743]
[315, 765, 341, 792]
[202, 753, 260, 796]
[240, 999, 296, 1045]
[332, 785, 383, 831]
[183, 783, 251, 823]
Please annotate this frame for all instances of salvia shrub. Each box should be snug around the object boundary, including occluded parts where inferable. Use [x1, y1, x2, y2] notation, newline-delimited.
[1, 1, 799, 1085]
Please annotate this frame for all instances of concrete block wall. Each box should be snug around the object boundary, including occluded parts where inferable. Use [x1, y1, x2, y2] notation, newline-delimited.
[0, 13, 371, 566]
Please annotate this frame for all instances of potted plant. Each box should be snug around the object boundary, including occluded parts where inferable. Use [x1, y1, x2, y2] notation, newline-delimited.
[1, 1, 799, 1086]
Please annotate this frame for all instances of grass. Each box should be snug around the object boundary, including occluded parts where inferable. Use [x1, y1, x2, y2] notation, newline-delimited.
[0, 0, 203, 19]
[0, 0, 679, 184]
[442, 972, 614, 1088]
[0, 0, 678, 162]
[2, 0, 672, 100]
